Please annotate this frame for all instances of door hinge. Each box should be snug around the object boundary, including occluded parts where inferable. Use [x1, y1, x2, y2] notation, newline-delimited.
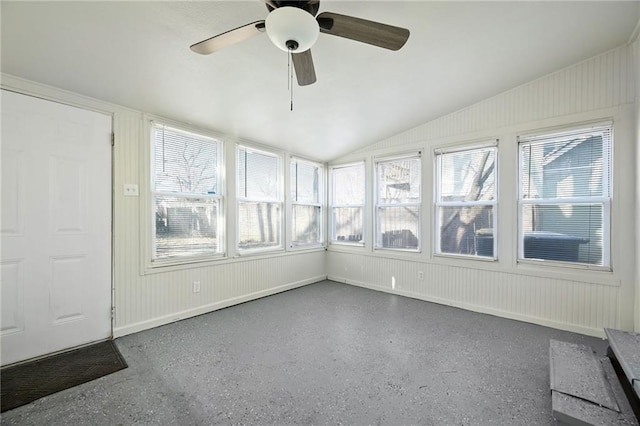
[111, 133, 115, 146]
[111, 306, 116, 321]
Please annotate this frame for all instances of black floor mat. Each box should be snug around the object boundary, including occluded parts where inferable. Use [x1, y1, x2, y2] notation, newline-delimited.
[1, 340, 127, 412]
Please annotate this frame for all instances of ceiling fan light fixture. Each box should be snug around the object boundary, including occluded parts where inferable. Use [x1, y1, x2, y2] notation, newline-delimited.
[265, 6, 319, 52]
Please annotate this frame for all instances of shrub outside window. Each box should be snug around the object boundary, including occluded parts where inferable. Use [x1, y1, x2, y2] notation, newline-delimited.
[237, 146, 282, 252]
[435, 144, 497, 258]
[518, 124, 611, 267]
[375, 154, 421, 250]
[151, 123, 223, 261]
[330, 162, 365, 244]
[290, 157, 323, 248]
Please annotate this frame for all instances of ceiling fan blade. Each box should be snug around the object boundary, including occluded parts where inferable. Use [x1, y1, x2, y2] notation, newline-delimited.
[190, 21, 266, 55]
[291, 49, 317, 86]
[317, 12, 409, 51]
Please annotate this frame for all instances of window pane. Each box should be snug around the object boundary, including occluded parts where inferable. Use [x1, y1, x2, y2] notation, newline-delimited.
[332, 163, 365, 205]
[438, 205, 494, 256]
[377, 158, 421, 204]
[521, 132, 609, 200]
[153, 126, 218, 195]
[435, 145, 496, 258]
[439, 148, 495, 201]
[292, 205, 321, 246]
[238, 148, 279, 200]
[333, 207, 363, 243]
[154, 195, 218, 258]
[521, 204, 602, 265]
[291, 161, 319, 204]
[238, 202, 281, 250]
[378, 206, 420, 249]
[519, 125, 611, 267]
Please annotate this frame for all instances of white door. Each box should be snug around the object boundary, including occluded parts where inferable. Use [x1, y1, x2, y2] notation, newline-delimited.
[1, 90, 112, 366]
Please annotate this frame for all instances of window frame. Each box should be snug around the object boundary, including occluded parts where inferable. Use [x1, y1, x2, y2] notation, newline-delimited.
[517, 122, 612, 270]
[434, 141, 498, 260]
[373, 153, 422, 252]
[329, 161, 366, 246]
[148, 121, 225, 266]
[289, 156, 325, 249]
[236, 144, 284, 255]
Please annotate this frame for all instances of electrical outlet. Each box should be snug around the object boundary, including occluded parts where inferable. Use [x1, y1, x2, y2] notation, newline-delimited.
[418, 271, 424, 280]
[123, 184, 139, 197]
[193, 281, 201, 293]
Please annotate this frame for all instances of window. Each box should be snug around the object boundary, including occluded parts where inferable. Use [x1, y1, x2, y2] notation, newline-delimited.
[375, 154, 421, 250]
[330, 162, 365, 244]
[237, 145, 282, 252]
[435, 144, 497, 257]
[518, 124, 611, 267]
[151, 123, 223, 261]
[290, 157, 323, 248]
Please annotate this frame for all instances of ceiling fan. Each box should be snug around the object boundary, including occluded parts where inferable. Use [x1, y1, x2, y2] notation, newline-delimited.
[190, 0, 410, 86]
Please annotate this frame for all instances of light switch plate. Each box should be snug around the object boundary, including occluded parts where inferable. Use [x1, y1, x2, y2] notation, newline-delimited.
[123, 184, 139, 196]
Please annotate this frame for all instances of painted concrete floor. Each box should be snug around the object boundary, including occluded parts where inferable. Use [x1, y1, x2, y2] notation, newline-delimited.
[1, 280, 608, 425]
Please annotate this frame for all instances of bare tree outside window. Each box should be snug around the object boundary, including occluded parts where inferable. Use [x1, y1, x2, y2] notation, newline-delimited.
[436, 146, 497, 257]
[152, 124, 222, 260]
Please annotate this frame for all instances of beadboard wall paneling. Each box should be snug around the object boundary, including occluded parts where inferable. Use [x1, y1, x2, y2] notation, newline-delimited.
[327, 252, 620, 337]
[329, 43, 638, 336]
[114, 251, 326, 337]
[353, 45, 635, 154]
[109, 109, 327, 336]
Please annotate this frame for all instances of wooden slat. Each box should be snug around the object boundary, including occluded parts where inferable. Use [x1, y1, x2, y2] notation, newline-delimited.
[605, 328, 640, 400]
[551, 359, 636, 426]
[549, 339, 619, 412]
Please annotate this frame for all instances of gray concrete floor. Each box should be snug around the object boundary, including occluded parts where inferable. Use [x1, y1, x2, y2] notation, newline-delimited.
[1, 280, 608, 425]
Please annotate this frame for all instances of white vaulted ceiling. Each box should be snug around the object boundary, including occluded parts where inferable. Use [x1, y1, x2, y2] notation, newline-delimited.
[1, 1, 639, 161]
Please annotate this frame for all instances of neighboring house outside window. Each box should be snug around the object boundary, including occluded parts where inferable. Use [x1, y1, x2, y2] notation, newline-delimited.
[435, 143, 497, 258]
[290, 157, 324, 248]
[237, 145, 283, 253]
[518, 124, 611, 267]
[151, 123, 223, 261]
[330, 162, 365, 244]
[374, 154, 421, 250]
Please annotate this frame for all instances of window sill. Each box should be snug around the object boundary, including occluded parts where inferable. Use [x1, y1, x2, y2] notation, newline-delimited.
[142, 247, 325, 275]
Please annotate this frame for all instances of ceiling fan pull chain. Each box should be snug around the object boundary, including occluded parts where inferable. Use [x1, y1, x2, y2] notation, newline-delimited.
[288, 48, 294, 111]
[287, 49, 290, 91]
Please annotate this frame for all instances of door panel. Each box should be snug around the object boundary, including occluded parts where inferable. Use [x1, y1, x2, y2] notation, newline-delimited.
[1, 90, 112, 366]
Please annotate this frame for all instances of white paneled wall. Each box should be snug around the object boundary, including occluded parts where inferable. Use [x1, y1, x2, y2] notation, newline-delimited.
[111, 107, 327, 336]
[329, 43, 639, 336]
[1, 39, 637, 341]
[353, 45, 635, 154]
[329, 251, 620, 336]
[1, 74, 327, 338]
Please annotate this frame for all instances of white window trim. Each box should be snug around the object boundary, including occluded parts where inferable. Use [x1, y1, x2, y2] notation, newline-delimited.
[236, 144, 284, 255]
[434, 142, 498, 260]
[516, 122, 612, 270]
[289, 156, 325, 249]
[329, 161, 366, 246]
[374, 152, 422, 252]
[144, 120, 226, 270]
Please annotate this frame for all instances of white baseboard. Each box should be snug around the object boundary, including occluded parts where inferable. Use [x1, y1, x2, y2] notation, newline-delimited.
[113, 275, 326, 338]
[328, 275, 606, 338]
